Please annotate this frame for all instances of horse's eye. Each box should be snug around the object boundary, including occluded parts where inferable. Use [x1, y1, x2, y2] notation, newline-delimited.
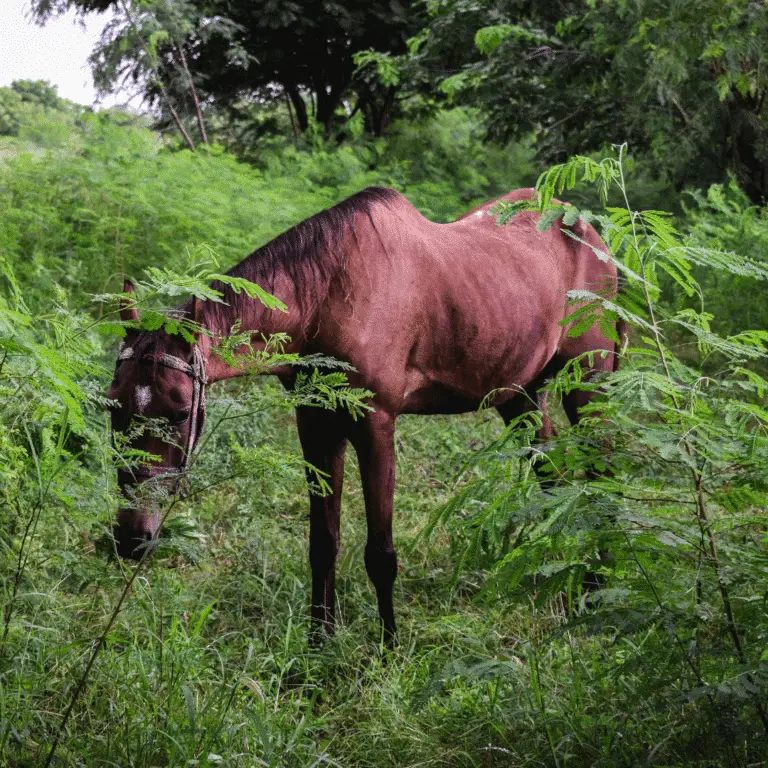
[167, 409, 191, 426]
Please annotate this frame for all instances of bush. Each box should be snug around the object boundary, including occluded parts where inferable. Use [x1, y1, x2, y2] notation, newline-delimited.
[0, 106, 534, 313]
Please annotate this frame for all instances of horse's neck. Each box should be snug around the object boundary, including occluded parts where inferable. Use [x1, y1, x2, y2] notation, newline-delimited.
[199, 277, 308, 383]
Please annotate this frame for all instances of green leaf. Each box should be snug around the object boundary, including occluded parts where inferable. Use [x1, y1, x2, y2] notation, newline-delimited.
[209, 274, 287, 312]
[537, 205, 564, 232]
[475, 25, 514, 55]
[598, 315, 621, 344]
[475, 23, 549, 55]
[140, 310, 166, 332]
[567, 316, 597, 338]
[439, 71, 476, 99]
[406, 27, 430, 55]
[561, 206, 580, 227]
[658, 261, 695, 297]
[97, 322, 128, 337]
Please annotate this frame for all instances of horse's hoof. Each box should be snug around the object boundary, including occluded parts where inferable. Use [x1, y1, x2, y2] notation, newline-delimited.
[377, 623, 398, 651]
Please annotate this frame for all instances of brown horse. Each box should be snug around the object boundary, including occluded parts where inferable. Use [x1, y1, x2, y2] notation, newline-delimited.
[108, 186, 620, 637]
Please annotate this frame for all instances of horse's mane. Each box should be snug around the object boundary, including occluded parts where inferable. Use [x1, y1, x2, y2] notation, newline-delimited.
[204, 186, 401, 332]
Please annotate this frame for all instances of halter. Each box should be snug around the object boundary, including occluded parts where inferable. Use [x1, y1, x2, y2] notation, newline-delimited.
[117, 342, 208, 480]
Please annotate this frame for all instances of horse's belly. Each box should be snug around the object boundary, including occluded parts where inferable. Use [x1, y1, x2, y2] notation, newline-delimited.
[400, 386, 489, 415]
[401, 338, 553, 415]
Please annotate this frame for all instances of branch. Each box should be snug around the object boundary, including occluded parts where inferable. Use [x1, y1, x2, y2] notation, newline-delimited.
[117, 0, 195, 151]
[176, 43, 208, 144]
[158, 81, 196, 151]
[284, 91, 298, 137]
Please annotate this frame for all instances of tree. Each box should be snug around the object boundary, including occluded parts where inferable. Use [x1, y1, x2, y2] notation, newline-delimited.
[0, 80, 68, 136]
[0, 89, 24, 136]
[9, 79, 65, 110]
[31, 0, 422, 140]
[404, 0, 768, 203]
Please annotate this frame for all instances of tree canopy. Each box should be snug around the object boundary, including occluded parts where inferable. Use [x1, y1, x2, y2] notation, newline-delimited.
[32, 0, 422, 139]
[406, 0, 768, 202]
[28, 0, 768, 196]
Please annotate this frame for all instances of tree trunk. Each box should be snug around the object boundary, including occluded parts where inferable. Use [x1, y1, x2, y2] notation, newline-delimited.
[116, 0, 195, 150]
[159, 81, 196, 151]
[284, 92, 299, 137]
[375, 86, 398, 137]
[285, 85, 308, 132]
[361, 85, 399, 137]
[730, 100, 767, 204]
[316, 82, 346, 137]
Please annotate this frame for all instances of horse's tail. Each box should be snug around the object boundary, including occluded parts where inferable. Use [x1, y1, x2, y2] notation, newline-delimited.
[613, 317, 628, 372]
[608, 270, 629, 373]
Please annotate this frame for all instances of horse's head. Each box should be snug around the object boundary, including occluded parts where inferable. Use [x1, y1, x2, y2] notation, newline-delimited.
[107, 281, 208, 559]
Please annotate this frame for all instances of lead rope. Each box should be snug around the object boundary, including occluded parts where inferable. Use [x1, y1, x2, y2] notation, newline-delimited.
[116, 342, 208, 479]
[182, 344, 207, 474]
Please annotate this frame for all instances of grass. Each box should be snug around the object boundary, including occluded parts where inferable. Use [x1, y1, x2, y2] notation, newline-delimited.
[3, 382, 536, 767]
[3, 379, 762, 767]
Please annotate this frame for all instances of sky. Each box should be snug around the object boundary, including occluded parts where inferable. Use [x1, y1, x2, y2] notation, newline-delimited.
[0, 0, 127, 107]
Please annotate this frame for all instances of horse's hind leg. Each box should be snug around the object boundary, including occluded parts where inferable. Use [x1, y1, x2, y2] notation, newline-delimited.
[296, 407, 348, 636]
[496, 387, 558, 483]
[560, 348, 615, 479]
[558, 325, 617, 430]
[558, 344, 617, 590]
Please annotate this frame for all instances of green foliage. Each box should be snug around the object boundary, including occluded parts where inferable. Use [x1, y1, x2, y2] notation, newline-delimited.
[399, 0, 768, 205]
[0, 105, 532, 316]
[0, 113, 315, 306]
[4, 75, 768, 765]
[353, 50, 402, 88]
[34, 0, 422, 139]
[474, 23, 550, 55]
[0, 80, 75, 144]
[684, 176, 768, 335]
[0, 88, 24, 136]
[10, 79, 65, 110]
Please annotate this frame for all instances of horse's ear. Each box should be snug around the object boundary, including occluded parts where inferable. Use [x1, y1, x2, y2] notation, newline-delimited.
[191, 296, 205, 330]
[120, 279, 140, 324]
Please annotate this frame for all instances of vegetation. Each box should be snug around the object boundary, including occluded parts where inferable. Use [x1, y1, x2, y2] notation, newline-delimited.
[30, 0, 423, 140]
[29, 0, 768, 199]
[2, 0, 768, 762]
[395, 0, 768, 204]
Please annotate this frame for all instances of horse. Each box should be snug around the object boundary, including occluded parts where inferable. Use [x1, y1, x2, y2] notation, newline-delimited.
[107, 186, 621, 638]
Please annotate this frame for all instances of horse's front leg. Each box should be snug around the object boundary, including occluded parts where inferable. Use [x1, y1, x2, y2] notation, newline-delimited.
[350, 409, 398, 639]
[296, 407, 347, 635]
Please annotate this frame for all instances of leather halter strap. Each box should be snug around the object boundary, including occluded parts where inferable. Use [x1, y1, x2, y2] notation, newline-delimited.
[117, 343, 208, 480]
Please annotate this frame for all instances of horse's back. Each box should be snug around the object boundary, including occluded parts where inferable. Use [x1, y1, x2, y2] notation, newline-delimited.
[324, 188, 618, 414]
[451, 188, 614, 291]
[455, 188, 538, 223]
